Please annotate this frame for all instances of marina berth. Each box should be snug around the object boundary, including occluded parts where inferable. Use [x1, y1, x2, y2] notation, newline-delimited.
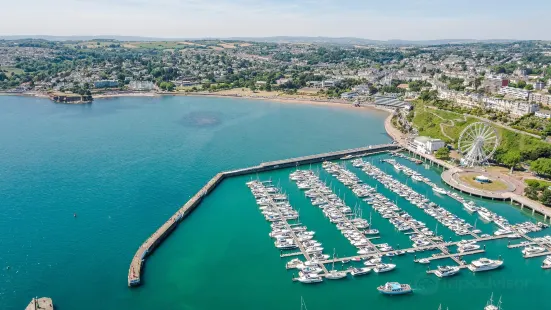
[247, 179, 329, 282]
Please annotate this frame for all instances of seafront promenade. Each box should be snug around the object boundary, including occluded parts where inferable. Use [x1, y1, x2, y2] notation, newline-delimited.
[128, 143, 399, 286]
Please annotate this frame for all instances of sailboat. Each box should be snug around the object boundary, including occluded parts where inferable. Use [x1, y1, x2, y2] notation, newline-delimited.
[325, 249, 347, 280]
[300, 296, 308, 310]
[365, 211, 379, 235]
[484, 293, 502, 310]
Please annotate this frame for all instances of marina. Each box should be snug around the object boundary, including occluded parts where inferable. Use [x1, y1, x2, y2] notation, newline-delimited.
[237, 152, 551, 288]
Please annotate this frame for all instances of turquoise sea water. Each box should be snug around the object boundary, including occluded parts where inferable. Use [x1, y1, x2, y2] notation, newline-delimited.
[0, 96, 548, 310]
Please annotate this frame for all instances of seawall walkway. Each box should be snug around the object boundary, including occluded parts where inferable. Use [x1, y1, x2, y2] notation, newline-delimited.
[128, 143, 399, 286]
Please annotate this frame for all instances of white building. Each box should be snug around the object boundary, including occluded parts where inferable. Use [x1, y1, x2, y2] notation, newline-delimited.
[352, 84, 371, 94]
[411, 136, 446, 154]
[482, 97, 539, 117]
[498, 86, 530, 100]
[535, 109, 551, 119]
[128, 80, 154, 91]
[529, 92, 551, 106]
[437, 89, 483, 109]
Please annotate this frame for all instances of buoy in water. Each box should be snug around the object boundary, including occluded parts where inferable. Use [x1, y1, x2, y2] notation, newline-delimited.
[74, 213, 77, 218]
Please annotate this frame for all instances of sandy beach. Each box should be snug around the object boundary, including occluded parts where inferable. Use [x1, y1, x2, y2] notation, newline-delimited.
[0, 89, 393, 114]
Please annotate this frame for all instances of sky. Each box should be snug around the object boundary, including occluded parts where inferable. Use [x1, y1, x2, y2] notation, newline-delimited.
[0, 0, 549, 40]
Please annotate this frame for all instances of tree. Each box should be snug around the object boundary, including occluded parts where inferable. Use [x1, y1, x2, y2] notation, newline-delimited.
[531, 158, 551, 176]
[541, 189, 551, 206]
[159, 81, 175, 91]
[474, 77, 483, 90]
[501, 151, 521, 171]
[435, 147, 450, 160]
[525, 84, 534, 91]
[517, 80, 527, 89]
[524, 186, 539, 200]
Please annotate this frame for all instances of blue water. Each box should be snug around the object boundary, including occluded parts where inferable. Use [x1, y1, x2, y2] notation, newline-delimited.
[0, 95, 390, 309]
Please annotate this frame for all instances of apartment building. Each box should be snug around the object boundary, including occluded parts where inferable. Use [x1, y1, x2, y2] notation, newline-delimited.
[482, 97, 539, 117]
[529, 92, 551, 106]
[498, 86, 530, 100]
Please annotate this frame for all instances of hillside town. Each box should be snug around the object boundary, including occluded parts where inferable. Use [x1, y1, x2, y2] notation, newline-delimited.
[2, 39, 551, 123]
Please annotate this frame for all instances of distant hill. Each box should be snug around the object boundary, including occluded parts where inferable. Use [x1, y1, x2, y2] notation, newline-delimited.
[0, 35, 520, 46]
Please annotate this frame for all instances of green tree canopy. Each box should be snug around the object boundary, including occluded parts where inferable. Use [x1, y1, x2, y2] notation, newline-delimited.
[435, 147, 450, 159]
[501, 151, 521, 169]
[531, 158, 551, 176]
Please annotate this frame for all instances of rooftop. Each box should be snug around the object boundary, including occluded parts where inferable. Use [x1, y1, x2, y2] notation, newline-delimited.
[414, 136, 443, 143]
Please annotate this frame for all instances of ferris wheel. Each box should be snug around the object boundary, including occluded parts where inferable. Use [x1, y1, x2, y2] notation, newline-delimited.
[458, 122, 499, 167]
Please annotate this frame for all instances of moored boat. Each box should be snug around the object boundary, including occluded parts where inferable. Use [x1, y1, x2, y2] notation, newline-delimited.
[468, 258, 503, 272]
[434, 265, 460, 278]
[377, 282, 412, 295]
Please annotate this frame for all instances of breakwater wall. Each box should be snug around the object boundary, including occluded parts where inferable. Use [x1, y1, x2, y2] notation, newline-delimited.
[128, 143, 399, 286]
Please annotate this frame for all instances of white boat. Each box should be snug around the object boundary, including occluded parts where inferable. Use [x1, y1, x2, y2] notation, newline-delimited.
[458, 244, 481, 252]
[286, 258, 303, 269]
[299, 266, 323, 274]
[377, 282, 412, 295]
[542, 255, 551, 269]
[432, 187, 448, 195]
[364, 229, 379, 235]
[411, 175, 423, 182]
[374, 263, 396, 273]
[463, 202, 478, 213]
[325, 270, 347, 280]
[434, 265, 461, 278]
[416, 258, 431, 264]
[350, 267, 371, 276]
[484, 293, 502, 310]
[468, 258, 503, 272]
[297, 273, 323, 284]
[522, 245, 546, 256]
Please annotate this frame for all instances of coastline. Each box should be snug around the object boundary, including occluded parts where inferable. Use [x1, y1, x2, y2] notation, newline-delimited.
[0, 90, 393, 114]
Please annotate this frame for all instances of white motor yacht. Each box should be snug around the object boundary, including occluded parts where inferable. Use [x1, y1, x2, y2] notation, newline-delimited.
[416, 258, 431, 264]
[458, 244, 481, 252]
[434, 265, 460, 278]
[374, 263, 396, 273]
[432, 187, 448, 195]
[542, 255, 551, 269]
[350, 267, 371, 276]
[522, 245, 546, 257]
[468, 258, 503, 272]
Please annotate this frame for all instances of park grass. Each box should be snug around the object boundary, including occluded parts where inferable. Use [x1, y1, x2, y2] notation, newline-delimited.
[411, 101, 546, 152]
[525, 179, 551, 188]
[0, 66, 24, 75]
[459, 173, 510, 191]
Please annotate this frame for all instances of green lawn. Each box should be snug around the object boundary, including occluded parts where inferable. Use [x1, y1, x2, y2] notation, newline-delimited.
[0, 66, 24, 75]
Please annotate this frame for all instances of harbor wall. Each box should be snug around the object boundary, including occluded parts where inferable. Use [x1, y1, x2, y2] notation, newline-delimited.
[128, 144, 399, 286]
